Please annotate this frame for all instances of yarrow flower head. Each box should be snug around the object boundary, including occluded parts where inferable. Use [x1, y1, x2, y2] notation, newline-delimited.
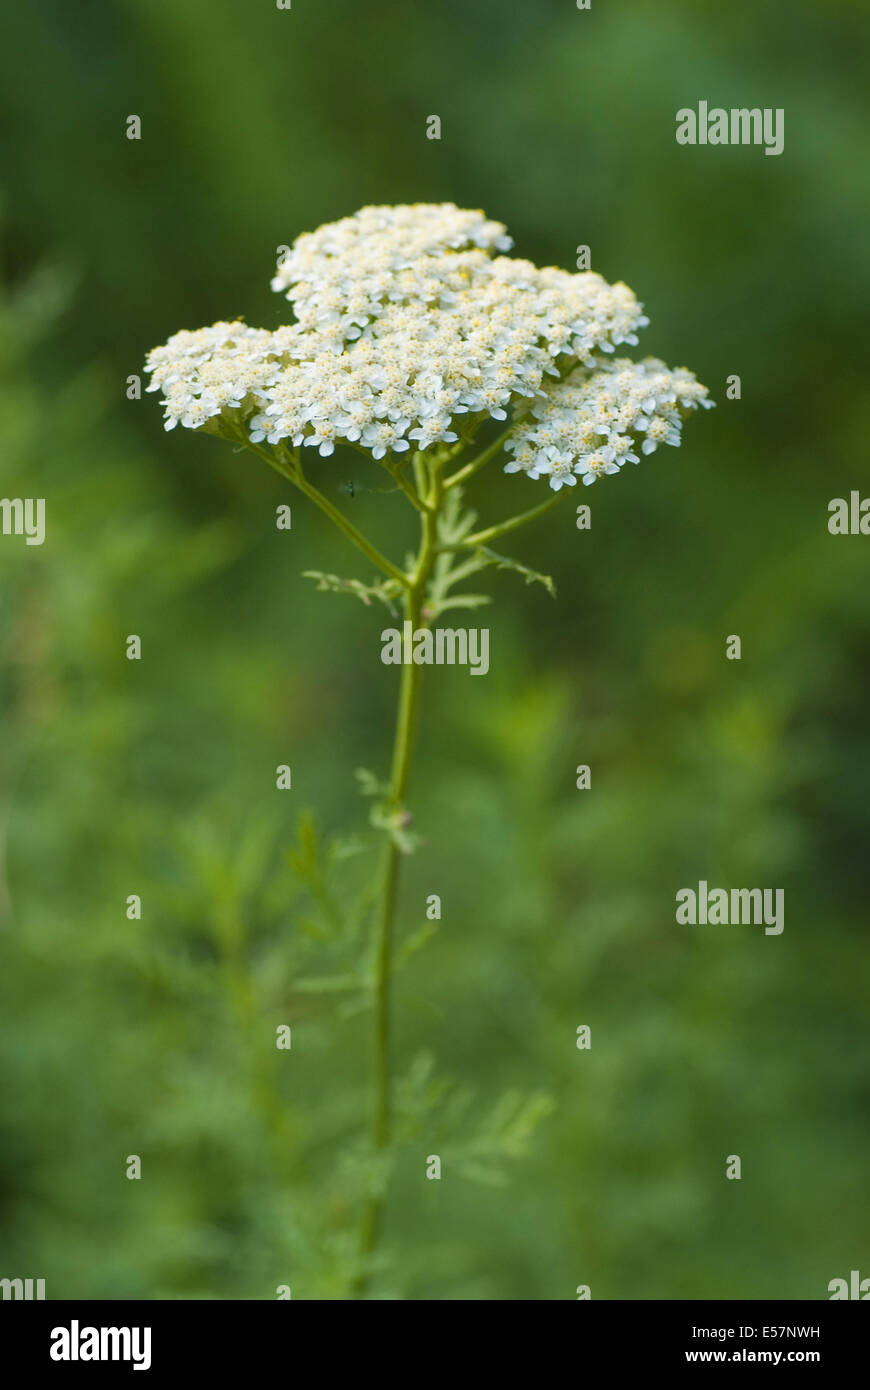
[504, 356, 713, 489]
[145, 203, 711, 482]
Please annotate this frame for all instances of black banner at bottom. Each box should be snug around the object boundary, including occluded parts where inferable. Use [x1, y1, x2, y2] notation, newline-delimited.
[1, 1298, 866, 1375]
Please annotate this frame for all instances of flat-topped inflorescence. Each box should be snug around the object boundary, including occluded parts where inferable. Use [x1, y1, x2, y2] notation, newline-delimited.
[505, 356, 713, 489]
[145, 203, 709, 481]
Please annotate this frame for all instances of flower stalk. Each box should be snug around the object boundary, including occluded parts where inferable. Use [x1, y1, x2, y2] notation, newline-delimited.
[347, 454, 444, 1293]
[144, 202, 711, 1298]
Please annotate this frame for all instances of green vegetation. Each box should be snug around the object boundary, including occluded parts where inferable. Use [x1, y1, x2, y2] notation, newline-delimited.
[0, 0, 867, 1299]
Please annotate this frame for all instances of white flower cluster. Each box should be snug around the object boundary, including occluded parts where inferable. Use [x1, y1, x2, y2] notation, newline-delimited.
[504, 357, 713, 489]
[145, 203, 708, 480]
[270, 203, 515, 323]
[145, 322, 280, 431]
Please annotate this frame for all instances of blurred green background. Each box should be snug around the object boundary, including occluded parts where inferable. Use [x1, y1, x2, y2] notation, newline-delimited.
[1, 0, 868, 1299]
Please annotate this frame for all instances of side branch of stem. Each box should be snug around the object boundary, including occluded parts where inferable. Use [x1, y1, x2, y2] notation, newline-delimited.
[241, 438, 410, 588]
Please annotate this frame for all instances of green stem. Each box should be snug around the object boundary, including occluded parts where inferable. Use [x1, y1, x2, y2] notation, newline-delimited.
[353, 463, 442, 1297]
[354, 594, 421, 1285]
[293, 471, 410, 588]
[443, 421, 516, 489]
[450, 491, 564, 550]
[389, 464, 430, 515]
[235, 427, 561, 1296]
[241, 438, 410, 588]
[345, 442, 429, 515]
